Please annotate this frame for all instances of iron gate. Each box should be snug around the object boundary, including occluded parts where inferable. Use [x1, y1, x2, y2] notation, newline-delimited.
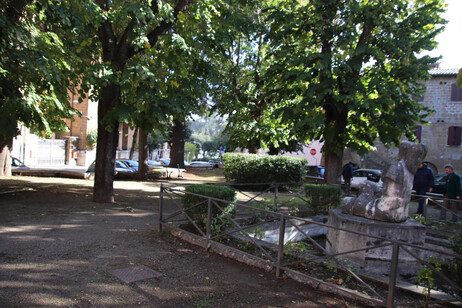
[37, 139, 66, 165]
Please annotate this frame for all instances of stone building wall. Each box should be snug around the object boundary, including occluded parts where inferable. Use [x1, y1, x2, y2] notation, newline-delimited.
[350, 69, 462, 175]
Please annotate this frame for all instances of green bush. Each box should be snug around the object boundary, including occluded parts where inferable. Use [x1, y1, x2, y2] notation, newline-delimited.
[223, 153, 307, 184]
[185, 142, 198, 161]
[86, 128, 98, 150]
[304, 184, 342, 215]
[182, 184, 237, 233]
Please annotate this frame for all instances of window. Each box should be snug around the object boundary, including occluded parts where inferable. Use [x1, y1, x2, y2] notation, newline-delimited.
[451, 83, 462, 101]
[447, 126, 462, 146]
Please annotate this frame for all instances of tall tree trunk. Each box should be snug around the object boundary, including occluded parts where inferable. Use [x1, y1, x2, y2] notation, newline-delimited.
[248, 137, 259, 154]
[93, 83, 120, 203]
[169, 118, 186, 168]
[0, 135, 13, 176]
[322, 104, 348, 185]
[323, 151, 343, 184]
[138, 129, 148, 180]
[129, 127, 138, 160]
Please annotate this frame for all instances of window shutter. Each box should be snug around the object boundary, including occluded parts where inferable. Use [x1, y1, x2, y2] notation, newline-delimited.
[451, 83, 462, 101]
[448, 126, 462, 146]
[455, 126, 462, 146]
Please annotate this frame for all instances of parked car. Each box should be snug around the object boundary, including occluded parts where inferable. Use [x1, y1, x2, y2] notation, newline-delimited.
[208, 160, 223, 168]
[87, 160, 136, 176]
[123, 160, 139, 171]
[160, 160, 190, 167]
[11, 157, 30, 171]
[147, 160, 163, 170]
[115, 160, 135, 173]
[431, 174, 462, 195]
[350, 169, 382, 189]
[307, 165, 325, 178]
[190, 161, 214, 168]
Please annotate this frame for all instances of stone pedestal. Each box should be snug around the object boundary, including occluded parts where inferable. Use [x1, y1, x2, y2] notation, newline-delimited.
[326, 209, 426, 276]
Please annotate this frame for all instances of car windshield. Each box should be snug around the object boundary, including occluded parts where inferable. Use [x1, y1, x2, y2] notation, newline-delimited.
[116, 161, 128, 168]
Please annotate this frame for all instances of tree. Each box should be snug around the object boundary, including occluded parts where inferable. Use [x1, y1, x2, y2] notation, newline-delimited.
[0, 0, 79, 175]
[267, 139, 304, 156]
[47, 0, 194, 202]
[184, 141, 197, 161]
[188, 115, 229, 157]
[116, 0, 219, 171]
[267, 0, 446, 184]
[209, 0, 300, 154]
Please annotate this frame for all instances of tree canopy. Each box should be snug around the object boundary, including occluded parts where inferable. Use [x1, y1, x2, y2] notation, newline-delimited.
[1, 0, 448, 191]
[0, 0, 80, 175]
[265, 0, 446, 183]
[209, 0, 302, 154]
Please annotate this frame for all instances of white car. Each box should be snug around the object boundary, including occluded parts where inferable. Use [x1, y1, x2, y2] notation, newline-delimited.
[189, 161, 215, 168]
[349, 169, 382, 189]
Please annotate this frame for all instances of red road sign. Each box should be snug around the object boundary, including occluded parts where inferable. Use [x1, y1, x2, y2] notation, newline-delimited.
[310, 148, 317, 156]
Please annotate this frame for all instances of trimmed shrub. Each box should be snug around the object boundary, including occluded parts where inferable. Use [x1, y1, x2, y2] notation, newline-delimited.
[182, 184, 237, 232]
[304, 184, 342, 215]
[223, 153, 307, 184]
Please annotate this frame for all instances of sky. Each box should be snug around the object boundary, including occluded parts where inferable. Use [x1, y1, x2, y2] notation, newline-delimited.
[427, 0, 462, 69]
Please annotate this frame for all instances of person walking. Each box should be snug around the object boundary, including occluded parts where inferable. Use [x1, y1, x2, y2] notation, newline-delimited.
[439, 164, 462, 222]
[413, 163, 434, 215]
[342, 162, 354, 194]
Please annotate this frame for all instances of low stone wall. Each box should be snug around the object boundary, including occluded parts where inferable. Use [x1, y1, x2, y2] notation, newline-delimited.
[326, 209, 452, 276]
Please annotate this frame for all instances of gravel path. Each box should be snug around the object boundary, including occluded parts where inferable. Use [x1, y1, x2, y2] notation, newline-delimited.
[0, 176, 366, 307]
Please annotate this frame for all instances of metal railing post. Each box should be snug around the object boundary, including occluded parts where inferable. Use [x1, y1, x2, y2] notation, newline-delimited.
[386, 243, 400, 308]
[206, 198, 212, 250]
[158, 183, 164, 233]
[276, 215, 286, 278]
[274, 183, 279, 212]
[423, 196, 428, 218]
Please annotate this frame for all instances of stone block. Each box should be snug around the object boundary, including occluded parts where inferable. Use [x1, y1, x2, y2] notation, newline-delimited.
[326, 209, 426, 276]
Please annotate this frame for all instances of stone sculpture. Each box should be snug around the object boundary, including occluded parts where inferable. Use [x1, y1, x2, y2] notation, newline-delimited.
[342, 141, 427, 222]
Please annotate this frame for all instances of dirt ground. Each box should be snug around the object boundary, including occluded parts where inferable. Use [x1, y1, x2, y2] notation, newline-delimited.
[0, 171, 368, 308]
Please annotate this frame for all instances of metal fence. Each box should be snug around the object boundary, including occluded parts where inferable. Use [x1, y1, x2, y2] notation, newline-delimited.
[411, 192, 462, 222]
[158, 183, 462, 307]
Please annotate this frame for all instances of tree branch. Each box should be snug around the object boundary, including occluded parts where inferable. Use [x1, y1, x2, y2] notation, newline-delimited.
[117, 19, 136, 65]
[127, 0, 191, 59]
[96, 0, 117, 63]
[0, 0, 31, 38]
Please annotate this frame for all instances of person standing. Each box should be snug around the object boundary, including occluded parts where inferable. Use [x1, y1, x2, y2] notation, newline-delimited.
[439, 164, 462, 222]
[413, 163, 434, 215]
[342, 162, 354, 194]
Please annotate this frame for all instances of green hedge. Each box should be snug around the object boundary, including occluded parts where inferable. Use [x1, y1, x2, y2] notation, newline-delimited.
[182, 184, 237, 232]
[304, 184, 342, 215]
[223, 153, 307, 184]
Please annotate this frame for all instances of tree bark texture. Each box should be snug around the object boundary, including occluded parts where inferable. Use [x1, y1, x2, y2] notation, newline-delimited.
[169, 118, 186, 168]
[129, 127, 139, 160]
[138, 129, 148, 180]
[93, 83, 120, 203]
[0, 136, 13, 176]
[322, 103, 348, 185]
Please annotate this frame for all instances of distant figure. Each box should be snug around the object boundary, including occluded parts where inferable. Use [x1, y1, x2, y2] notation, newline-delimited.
[413, 163, 434, 215]
[439, 164, 462, 222]
[342, 162, 354, 194]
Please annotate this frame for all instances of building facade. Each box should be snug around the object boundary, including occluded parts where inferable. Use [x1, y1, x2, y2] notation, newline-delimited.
[351, 68, 462, 174]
